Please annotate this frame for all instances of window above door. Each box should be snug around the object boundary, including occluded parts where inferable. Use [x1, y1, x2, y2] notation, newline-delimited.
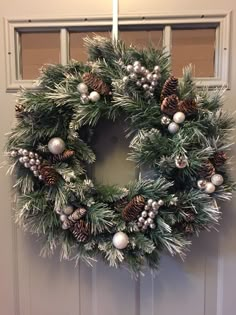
[4, 11, 231, 92]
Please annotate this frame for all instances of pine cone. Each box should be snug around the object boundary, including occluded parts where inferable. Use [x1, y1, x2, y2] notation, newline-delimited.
[178, 99, 197, 116]
[114, 196, 129, 212]
[199, 160, 216, 180]
[82, 72, 110, 95]
[52, 150, 75, 163]
[40, 165, 60, 185]
[161, 76, 178, 101]
[70, 220, 90, 242]
[62, 218, 74, 230]
[211, 151, 227, 167]
[122, 195, 145, 222]
[68, 207, 87, 223]
[161, 94, 179, 116]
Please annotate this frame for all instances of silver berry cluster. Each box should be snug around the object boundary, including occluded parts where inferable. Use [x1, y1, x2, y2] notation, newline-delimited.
[137, 198, 164, 231]
[55, 205, 87, 230]
[197, 174, 224, 194]
[122, 61, 161, 98]
[77, 83, 100, 104]
[161, 111, 186, 134]
[10, 149, 43, 179]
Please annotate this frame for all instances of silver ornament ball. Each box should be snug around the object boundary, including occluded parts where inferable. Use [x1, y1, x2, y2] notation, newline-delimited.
[136, 80, 142, 87]
[24, 162, 30, 168]
[148, 211, 156, 219]
[150, 223, 156, 229]
[30, 165, 37, 171]
[197, 179, 207, 190]
[48, 137, 65, 155]
[18, 148, 24, 155]
[141, 211, 148, 218]
[126, 65, 133, 72]
[19, 157, 24, 163]
[122, 76, 129, 83]
[161, 116, 171, 125]
[140, 77, 146, 83]
[33, 170, 39, 177]
[22, 149, 29, 156]
[129, 73, 137, 80]
[112, 232, 129, 249]
[158, 199, 164, 206]
[28, 152, 35, 158]
[168, 122, 180, 134]
[10, 150, 18, 158]
[211, 174, 224, 186]
[77, 83, 88, 94]
[152, 73, 159, 81]
[38, 175, 43, 181]
[147, 199, 153, 206]
[29, 158, 36, 165]
[143, 84, 150, 91]
[133, 61, 141, 67]
[173, 112, 186, 124]
[34, 153, 39, 159]
[138, 217, 145, 223]
[22, 156, 29, 163]
[154, 65, 160, 73]
[35, 159, 41, 165]
[89, 91, 100, 103]
[80, 94, 90, 104]
[147, 218, 153, 224]
[205, 182, 216, 194]
[144, 220, 150, 227]
[151, 80, 157, 87]
[144, 205, 150, 211]
[146, 73, 153, 81]
[134, 65, 141, 73]
[140, 66, 146, 73]
[152, 201, 158, 209]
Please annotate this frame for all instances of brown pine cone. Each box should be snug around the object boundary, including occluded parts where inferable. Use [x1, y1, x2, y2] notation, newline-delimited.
[161, 94, 179, 116]
[114, 196, 129, 212]
[70, 220, 90, 242]
[82, 72, 110, 95]
[68, 207, 87, 223]
[178, 99, 198, 116]
[40, 165, 60, 185]
[211, 151, 227, 167]
[161, 76, 178, 101]
[122, 195, 145, 222]
[52, 150, 75, 163]
[199, 160, 216, 180]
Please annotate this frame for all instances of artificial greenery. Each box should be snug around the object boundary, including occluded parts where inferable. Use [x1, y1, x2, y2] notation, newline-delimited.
[6, 35, 235, 275]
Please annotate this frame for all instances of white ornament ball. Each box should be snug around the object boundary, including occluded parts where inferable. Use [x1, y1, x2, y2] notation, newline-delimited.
[143, 84, 149, 91]
[147, 218, 153, 224]
[130, 73, 137, 80]
[24, 162, 30, 168]
[150, 223, 156, 229]
[136, 80, 142, 87]
[89, 91, 100, 103]
[151, 80, 157, 87]
[134, 65, 141, 73]
[144, 205, 150, 211]
[48, 137, 65, 155]
[30, 165, 37, 171]
[141, 77, 146, 83]
[19, 157, 24, 163]
[173, 112, 186, 124]
[158, 199, 164, 206]
[10, 150, 18, 158]
[35, 159, 41, 165]
[211, 174, 224, 186]
[33, 170, 39, 177]
[139, 217, 145, 223]
[152, 201, 158, 209]
[63, 205, 74, 215]
[38, 175, 43, 180]
[152, 73, 159, 81]
[205, 182, 216, 194]
[146, 73, 153, 81]
[29, 158, 36, 165]
[112, 232, 129, 249]
[147, 199, 153, 206]
[141, 66, 146, 73]
[77, 83, 88, 94]
[168, 122, 180, 134]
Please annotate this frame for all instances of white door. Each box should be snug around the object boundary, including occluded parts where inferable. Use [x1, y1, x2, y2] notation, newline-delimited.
[1, 1, 236, 315]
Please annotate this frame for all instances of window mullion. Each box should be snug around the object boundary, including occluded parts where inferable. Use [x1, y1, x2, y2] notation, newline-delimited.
[60, 28, 69, 65]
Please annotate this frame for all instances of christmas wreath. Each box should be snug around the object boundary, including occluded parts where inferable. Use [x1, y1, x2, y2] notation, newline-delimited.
[6, 36, 235, 274]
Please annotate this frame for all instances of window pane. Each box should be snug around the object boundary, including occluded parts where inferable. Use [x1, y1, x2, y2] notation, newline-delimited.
[171, 28, 216, 77]
[20, 32, 60, 80]
[119, 29, 163, 49]
[69, 31, 111, 62]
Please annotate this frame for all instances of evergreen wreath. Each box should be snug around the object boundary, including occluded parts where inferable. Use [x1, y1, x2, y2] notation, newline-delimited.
[6, 36, 236, 274]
